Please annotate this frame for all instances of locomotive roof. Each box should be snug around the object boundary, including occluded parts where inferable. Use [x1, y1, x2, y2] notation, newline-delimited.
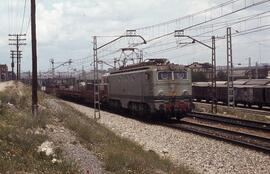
[110, 58, 186, 75]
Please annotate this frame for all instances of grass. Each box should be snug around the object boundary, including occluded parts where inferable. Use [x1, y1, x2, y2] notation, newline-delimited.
[61, 105, 194, 174]
[0, 82, 78, 174]
[0, 82, 194, 173]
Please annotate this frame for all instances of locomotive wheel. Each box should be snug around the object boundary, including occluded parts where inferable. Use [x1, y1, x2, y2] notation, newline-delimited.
[176, 114, 181, 121]
[177, 110, 186, 121]
[145, 114, 153, 120]
[143, 105, 152, 120]
[128, 103, 136, 116]
[163, 114, 170, 121]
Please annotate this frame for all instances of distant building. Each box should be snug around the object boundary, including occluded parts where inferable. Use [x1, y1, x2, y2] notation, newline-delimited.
[188, 62, 270, 81]
[187, 62, 212, 81]
[7, 71, 16, 80]
[0, 64, 8, 81]
[217, 64, 270, 79]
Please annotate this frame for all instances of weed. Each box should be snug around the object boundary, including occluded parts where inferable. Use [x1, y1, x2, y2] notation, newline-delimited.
[62, 105, 194, 174]
[0, 83, 79, 173]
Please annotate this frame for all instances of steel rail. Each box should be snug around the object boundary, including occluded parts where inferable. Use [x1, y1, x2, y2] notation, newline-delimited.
[194, 101, 270, 116]
[165, 121, 270, 153]
[186, 111, 270, 131]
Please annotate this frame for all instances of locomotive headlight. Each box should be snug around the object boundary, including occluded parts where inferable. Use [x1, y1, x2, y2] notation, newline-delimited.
[182, 90, 189, 96]
[158, 90, 165, 96]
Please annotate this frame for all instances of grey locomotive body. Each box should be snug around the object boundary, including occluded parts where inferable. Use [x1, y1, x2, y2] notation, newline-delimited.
[107, 59, 193, 119]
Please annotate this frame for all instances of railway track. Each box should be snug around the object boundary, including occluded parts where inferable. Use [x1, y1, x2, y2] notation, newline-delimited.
[58, 97, 270, 153]
[194, 101, 270, 116]
[162, 112, 270, 153]
[186, 111, 270, 131]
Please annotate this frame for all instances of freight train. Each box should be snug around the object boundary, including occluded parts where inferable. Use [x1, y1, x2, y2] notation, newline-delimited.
[192, 79, 270, 108]
[54, 59, 194, 120]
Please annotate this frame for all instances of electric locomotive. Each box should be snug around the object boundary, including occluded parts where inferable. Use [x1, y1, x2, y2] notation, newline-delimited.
[107, 58, 193, 119]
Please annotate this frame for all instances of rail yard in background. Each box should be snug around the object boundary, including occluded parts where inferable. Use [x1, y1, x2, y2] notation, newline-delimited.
[1, 0, 270, 173]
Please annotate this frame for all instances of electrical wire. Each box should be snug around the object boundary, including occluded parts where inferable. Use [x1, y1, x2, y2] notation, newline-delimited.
[135, 0, 241, 30]
[139, 0, 270, 45]
[20, 0, 28, 34]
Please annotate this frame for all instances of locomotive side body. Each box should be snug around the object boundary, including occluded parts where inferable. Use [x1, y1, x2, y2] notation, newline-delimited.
[108, 67, 152, 111]
[107, 61, 193, 119]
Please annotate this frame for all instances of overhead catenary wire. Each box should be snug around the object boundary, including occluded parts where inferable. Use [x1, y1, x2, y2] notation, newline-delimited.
[137, 10, 270, 53]
[20, 0, 28, 34]
[48, 1, 270, 72]
[134, 0, 241, 31]
[9, 0, 269, 74]
[87, 0, 270, 70]
[136, 0, 270, 45]
[143, 24, 270, 57]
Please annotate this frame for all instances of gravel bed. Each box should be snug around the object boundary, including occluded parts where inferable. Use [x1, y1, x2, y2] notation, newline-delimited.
[45, 124, 105, 174]
[66, 101, 270, 174]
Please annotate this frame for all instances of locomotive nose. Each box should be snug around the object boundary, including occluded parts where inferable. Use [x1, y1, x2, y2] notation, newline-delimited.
[169, 84, 177, 96]
[158, 90, 165, 96]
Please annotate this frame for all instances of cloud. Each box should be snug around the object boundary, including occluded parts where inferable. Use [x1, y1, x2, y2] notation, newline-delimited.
[0, 0, 269, 72]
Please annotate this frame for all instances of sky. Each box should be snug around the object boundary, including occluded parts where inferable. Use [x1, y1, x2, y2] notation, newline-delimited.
[0, 0, 270, 72]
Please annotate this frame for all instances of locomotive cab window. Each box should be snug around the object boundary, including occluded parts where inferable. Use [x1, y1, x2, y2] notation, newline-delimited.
[174, 72, 187, 80]
[158, 72, 172, 80]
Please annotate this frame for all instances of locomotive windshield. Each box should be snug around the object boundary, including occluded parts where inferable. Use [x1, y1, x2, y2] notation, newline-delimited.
[158, 72, 172, 80]
[158, 71, 187, 80]
[174, 72, 187, 80]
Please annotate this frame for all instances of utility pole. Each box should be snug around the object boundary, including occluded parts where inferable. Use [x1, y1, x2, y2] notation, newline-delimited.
[174, 30, 217, 113]
[10, 50, 16, 80]
[114, 58, 117, 69]
[83, 65, 86, 81]
[93, 36, 101, 119]
[31, 0, 38, 117]
[92, 31, 146, 119]
[9, 34, 26, 80]
[140, 50, 143, 62]
[211, 36, 217, 114]
[248, 57, 252, 79]
[226, 27, 234, 108]
[50, 59, 55, 79]
[255, 62, 259, 79]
